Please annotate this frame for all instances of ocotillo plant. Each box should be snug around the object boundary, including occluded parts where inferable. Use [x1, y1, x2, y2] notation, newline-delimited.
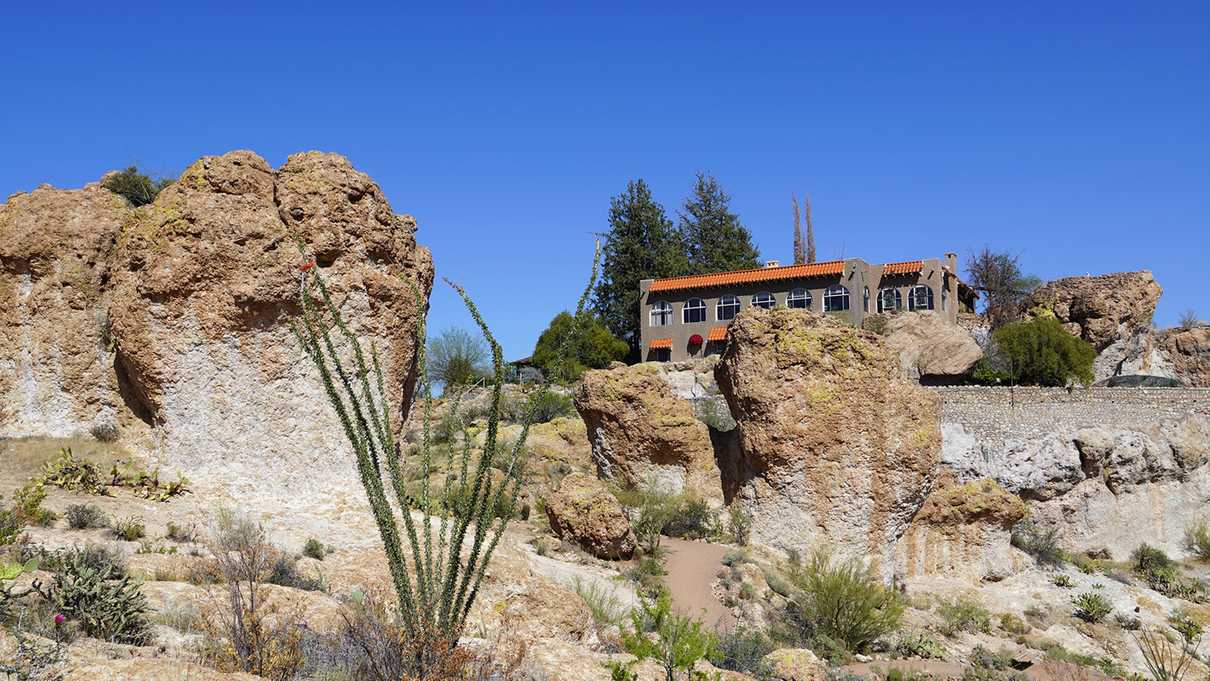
[293, 244, 598, 675]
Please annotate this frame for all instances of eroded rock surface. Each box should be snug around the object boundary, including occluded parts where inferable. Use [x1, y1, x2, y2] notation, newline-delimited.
[874, 311, 984, 381]
[545, 471, 637, 559]
[716, 307, 941, 572]
[1027, 270, 1162, 351]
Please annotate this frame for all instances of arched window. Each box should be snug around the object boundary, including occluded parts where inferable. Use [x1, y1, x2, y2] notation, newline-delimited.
[683, 298, 707, 324]
[716, 295, 740, 321]
[751, 292, 775, 309]
[650, 301, 672, 327]
[824, 284, 850, 312]
[787, 288, 811, 309]
[909, 285, 934, 311]
[877, 287, 902, 313]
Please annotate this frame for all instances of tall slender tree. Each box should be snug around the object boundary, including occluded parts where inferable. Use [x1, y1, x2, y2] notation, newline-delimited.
[679, 173, 760, 273]
[804, 194, 817, 263]
[792, 195, 805, 264]
[594, 179, 686, 360]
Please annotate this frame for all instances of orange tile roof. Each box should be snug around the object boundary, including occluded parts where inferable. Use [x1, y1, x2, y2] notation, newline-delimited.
[882, 260, 923, 275]
[649, 260, 845, 293]
[649, 337, 672, 350]
[707, 326, 727, 342]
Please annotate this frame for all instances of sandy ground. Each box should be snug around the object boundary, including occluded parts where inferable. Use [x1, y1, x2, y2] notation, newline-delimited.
[661, 537, 735, 629]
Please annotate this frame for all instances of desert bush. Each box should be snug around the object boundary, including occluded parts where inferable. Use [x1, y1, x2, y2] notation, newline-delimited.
[1116, 613, 1142, 630]
[89, 421, 119, 442]
[45, 547, 151, 644]
[1130, 543, 1200, 598]
[709, 624, 776, 676]
[64, 503, 107, 530]
[938, 597, 992, 636]
[694, 398, 735, 432]
[0, 498, 24, 546]
[783, 549, 905, 653]
[992, 316, 1096, 386]
[573, 577, 628, 627]
[1179, 310, 1203, 331]
[112, 516, 146, 541]
[618, 483, 681, 553]
[108, 464, 190, 502]
[294, 242, 599, 675]
[166, 521, 198, 543]
[136, 541, 177, 555]
[1168, 609, 1203, 646]
[999, 613, 1029, 635]
[1135, 627, 1198, 681]
[102, 166, 174, 207]
[626, 555, 668, 598]
[664, 495, 719, 541]
[727, 506, 753, 547]
[1050, 574, 1073, 588]
[11, 482, 56, 528]
[427, 326, 489, 388]
[27, 544, 126, 579]
[1071, 592, 1112, 623]
[621, 590, 717, 681]
[1183, 520, 1210, 561]
[40, 448, 107, 495]
[1010, 520, 1064, 566]
[523, 390, 575, 423]
[267, 550, 326, 593]
[302, 538, 328, 561]
[892, 631, 947, 659]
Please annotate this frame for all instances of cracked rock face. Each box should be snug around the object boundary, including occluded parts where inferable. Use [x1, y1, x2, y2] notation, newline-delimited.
[1027, 270, 1162, 352]
[0, 150, 434, 514]
[715, 307, 941, 573]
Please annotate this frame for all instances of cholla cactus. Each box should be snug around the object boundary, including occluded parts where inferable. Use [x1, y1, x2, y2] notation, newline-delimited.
[294, 243, 597, 674]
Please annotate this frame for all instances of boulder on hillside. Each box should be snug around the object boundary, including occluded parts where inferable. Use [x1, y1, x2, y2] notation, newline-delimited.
[0, 150, 434, 518]
[574, 363, 722, 503]
[762, 648, 827, 681]
[871, 311, 984, 382]
[545, 472, 636, 559]
[1159, 326, 1210, 387]
[715, 307, 941, 573]
[1027, 270, 1162, 351]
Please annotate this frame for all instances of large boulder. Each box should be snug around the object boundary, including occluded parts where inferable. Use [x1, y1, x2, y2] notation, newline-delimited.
[545, 472, 636, 559]
[761, 648, 827, 681]
[1159, 326, 1210, 387]
[574, 363, 722, 502]
[715, 307, 941, 572]
[873, 311, 984, 381]
[0, 151, 434, 519]
[1027, 270, 1162, 351]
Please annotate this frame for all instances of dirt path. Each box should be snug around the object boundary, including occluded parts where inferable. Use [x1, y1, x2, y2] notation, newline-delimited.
[660, 537, 735, 630]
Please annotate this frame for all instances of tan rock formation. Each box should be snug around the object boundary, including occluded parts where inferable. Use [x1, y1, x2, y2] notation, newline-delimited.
[574, 363, 722, 502]
[545, 471, 636, 559]
[1160, 326, 1210, 387]
[897, 476, 1027, 581]
[1027, 271, 1162, 351]
[715, 307, 941, 573]
[762, 647, 827, 681]
[872, 311, 984, 381]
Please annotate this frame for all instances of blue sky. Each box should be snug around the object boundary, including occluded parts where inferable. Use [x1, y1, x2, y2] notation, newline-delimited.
[2, 2, 1207, 359]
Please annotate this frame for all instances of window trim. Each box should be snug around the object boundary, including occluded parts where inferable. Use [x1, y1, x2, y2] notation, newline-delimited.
[650, 301, 672, 327]
[908, 284, 935, 311]
[787, 288, 811, 309]
[716, 294, 741, 321]
[877, 287, 902, 313]
[683, 297, 707, 324]
[751, 291, 775, 310]
[824, 284, 850, 312]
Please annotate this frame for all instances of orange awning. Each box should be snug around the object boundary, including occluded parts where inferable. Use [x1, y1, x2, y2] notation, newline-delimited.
[707, 326, 727, 342]
[649, 338, 672, 350]
[882, 260, 923, 275]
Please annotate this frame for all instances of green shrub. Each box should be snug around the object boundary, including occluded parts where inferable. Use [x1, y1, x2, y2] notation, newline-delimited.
[427, 326, 488, 388]
[40, 448, 107, 495]
[136, 541, 177, 555]
[1071, 592, 1112, 623]
[267, 553, 326, 592]
[102, 166, 174, 207]
[27, 544, 127, 579]
[0, 498, 24, 546]
[626, 556, 667, 598]
[165, 521, 198, 543]
[969, 358, 1012, 385]
[618, 483, 680, 553]
[1168, 609, 1203, 646]
[531, 311, 628, 383]
[893, 631, 947, 659]
[519, 390, 574, 424]
[112, 516, 146, 541]
[1051, 574, 1073, 588]
[620, 591, 717, 681]
[1183, 520, 1210, 561]
[65, 503, 108, 530]
[302, 538, 327, 561]
[992, 316, 1096, 386]
[1010, 520, 1064, 566]
[12, 482, 57, 527]
[938, 597, 992, 636]
[572, 577, 627, 627]
[709, 625, 776, 675]
[999, 613, 1029, 635]
[727, 506, 752, 546]
[89, 421, 119, 442]
[664, 495, 719, 540]
[1115, 613, 1141, 630]
[783, 549, 905, 653]
[46, 548, 151, 644]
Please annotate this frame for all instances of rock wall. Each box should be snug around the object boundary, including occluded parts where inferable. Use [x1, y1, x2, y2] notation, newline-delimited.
[1027, 270, 1162, 352]
[716, 307, 941, 573]
[0, 151, 434, 517]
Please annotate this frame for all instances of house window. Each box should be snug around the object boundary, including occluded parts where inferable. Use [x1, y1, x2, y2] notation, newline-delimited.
[717, 295, 740, 321]
[751, 292, 775, 309]
[909, 285, 934, 311]
[824, 284, 850, 312]
[650, 301, 672, 327]
[683, 298, 707, 324]
[877, 287, 902, 313]
[787, 288, 811, 309]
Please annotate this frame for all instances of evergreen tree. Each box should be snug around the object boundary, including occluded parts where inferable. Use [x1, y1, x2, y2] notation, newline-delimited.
[532, 311, 628, 383]
[792, 195, 805, 264]
[804, 194, 817, 263]
[679, 173, 760, 273]
[593, 180, 686, 360]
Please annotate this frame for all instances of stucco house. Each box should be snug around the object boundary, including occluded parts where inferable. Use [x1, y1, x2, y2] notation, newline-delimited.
[639, 253, 977, 361]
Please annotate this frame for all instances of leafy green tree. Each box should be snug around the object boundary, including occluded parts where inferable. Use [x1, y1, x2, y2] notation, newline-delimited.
[102, 166, 174, 207]
[594, 180, 687, 360]
[621, 590, 718, 681]
[679, 173, 760, 274]
[532, 311, 628, 382]
[992, 315, 1096, 386]
[427, 326, 488, 388]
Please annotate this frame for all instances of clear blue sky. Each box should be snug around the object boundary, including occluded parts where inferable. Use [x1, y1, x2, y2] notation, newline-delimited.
[3, 2, 1206, 359]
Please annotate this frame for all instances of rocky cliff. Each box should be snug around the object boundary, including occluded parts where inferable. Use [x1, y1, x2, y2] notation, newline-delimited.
[0, 151, 434, 514]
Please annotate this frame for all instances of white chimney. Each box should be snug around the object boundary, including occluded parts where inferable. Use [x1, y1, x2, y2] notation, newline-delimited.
[764, 260, 780, 268]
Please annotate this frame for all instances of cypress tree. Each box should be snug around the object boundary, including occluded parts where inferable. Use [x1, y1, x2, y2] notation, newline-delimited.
[805, 194, 817, 263]
[680, 172, 760, 273]
[792, 194, 805, 264]
[593, 179, 686, 360]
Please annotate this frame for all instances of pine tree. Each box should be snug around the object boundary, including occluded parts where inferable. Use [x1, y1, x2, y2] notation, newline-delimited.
[804, 194, 817, 263]
[792, 195, 805, 264]
[679, 173, 760, 273]
[593, 179, 686, 360]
